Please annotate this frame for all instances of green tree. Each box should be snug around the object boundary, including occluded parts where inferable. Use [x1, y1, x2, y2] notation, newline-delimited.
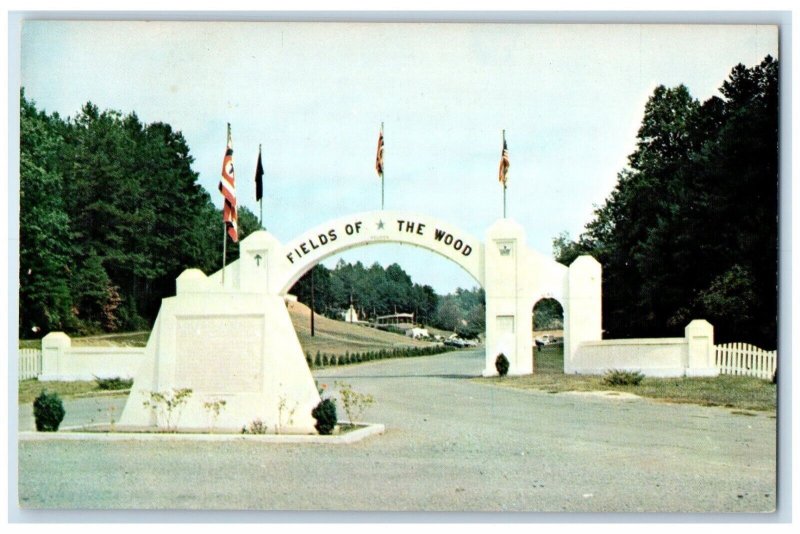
[19, 93, 261, 335]
[550, 56, 778, 347]
[533, 299, 563, 330]
[19, 92, 73, 335]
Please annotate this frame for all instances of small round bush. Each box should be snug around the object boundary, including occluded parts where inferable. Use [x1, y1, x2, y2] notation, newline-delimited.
[311, 398, 337, 435]
[495, 353, 510, 376]
[603, 369, 644, 386]
[33, 390, 66, 432]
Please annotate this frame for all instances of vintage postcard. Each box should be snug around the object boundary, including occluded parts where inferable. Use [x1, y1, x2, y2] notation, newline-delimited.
[12, 16, 782, 519]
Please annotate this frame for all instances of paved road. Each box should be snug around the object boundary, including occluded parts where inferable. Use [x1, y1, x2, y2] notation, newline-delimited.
[16, 350, 776, 513]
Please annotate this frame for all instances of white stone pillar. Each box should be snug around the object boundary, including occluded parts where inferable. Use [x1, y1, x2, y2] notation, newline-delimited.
[564, 256, 602, 373]
[684, 319, 719, 377]
[239, 230, 284, 294]
[176, 268, 210, 295]
[483, 219, 531, 376]
[40, 332, 71, 381]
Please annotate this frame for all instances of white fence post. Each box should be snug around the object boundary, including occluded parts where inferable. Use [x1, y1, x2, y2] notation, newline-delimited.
[40, 332, 71, 381]
[715, 342, 776, 379]
[684, 320, 718, 377]
[18, 349, 42, 380]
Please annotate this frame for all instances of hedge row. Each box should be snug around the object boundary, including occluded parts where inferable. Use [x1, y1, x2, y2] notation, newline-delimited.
[305, 345, 457, 369]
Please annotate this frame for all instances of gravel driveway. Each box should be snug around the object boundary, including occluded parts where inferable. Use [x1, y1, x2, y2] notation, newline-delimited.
[16, 349, 776, 514]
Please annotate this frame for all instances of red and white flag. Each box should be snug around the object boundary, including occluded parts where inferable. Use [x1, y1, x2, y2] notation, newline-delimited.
[375, 126, 384, 177]
[219, 124, 238, 242]
[498, 138, 510, 186]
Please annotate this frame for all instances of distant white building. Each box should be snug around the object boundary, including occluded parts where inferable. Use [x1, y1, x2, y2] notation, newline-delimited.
[343, 304, 359, 323]
[406, 327, 429, 339]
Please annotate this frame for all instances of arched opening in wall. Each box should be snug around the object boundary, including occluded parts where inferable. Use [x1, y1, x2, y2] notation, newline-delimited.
[284, 243, 486, 376]
[532, 298, 564, 374]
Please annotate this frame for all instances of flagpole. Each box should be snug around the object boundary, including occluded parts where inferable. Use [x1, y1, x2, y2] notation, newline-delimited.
[310, 267, 316, 337]
[502, 129, 507, 219]
[220, 122, 232, 285]
[381, 122, 385, 211]
[222, 223, 227, 285]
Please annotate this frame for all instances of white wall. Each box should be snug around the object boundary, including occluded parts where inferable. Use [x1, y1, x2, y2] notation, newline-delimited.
[569, 319, 719, 377]
[571, 338, 688, 377]
[39, 332, 145, 381]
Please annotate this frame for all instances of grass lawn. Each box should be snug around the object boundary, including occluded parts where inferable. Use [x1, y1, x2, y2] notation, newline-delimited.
[480, 344, 777, 412]
[18, 379, 130, 405]
[288, 300, 444, 355]
[19, 331, 150, 349]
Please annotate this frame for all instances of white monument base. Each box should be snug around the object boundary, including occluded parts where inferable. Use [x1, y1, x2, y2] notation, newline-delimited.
[119, 288, 320, 433]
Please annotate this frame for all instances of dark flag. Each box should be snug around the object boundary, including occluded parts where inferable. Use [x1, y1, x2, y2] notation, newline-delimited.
[255, 147, 264, 202]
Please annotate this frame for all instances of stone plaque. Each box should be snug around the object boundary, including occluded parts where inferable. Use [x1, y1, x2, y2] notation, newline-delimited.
[175, 315, 263, 393]
[496, 315, 515, 334]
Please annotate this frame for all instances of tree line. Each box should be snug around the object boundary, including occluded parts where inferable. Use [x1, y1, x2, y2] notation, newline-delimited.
[19, 92, 260, 337]
[291, 260, 438, 326]
[553, 56, 778, 348]
[291, 261, 487, 337]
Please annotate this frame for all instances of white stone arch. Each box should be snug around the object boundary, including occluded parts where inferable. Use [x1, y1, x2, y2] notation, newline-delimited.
[121, 212, 603, 433]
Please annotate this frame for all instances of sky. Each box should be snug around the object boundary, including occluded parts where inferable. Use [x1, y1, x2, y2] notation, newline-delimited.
[19, 20, 778, 294]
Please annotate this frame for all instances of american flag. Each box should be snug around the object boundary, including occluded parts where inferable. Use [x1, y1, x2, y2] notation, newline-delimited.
[498, 138, 510, 186]
[219, 124, 238, 242]
[375, 126, 384, 177]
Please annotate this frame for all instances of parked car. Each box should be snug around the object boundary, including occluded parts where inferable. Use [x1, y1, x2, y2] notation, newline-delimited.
[444, 337, 466, 348]
[534, 335, 563, 350]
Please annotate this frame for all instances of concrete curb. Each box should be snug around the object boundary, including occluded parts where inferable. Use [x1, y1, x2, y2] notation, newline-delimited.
[19, 423, 385, 444]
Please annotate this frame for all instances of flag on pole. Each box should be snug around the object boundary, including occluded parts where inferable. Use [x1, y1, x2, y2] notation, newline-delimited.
[375, 126, 384, 177]
[255, 146, 264, 202]
[219, 124, 238, 243]
[498, 138, 510, 185]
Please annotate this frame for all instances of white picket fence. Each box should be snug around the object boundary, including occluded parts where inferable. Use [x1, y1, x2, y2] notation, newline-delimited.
[715, 342, 777, 380]
[19, 349, 42, 380]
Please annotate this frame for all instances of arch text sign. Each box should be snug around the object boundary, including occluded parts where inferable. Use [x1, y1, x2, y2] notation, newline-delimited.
[276, 211, 486, 294]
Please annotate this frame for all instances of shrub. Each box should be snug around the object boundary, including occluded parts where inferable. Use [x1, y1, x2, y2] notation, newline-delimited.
[94, 376, 133, 390]
[306, 352, 313, 368]
[336, 381, 375, 426]
[142, 388, 193, 431]
[603, 369, 645, 386]
[495, 353, 509, 377]
[203, 399, 227, 433]
[311, 398, 337, 435]
[315, 351, 322, 367]
[33, 390, 65, 431]
[242, 418, 268, 434]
